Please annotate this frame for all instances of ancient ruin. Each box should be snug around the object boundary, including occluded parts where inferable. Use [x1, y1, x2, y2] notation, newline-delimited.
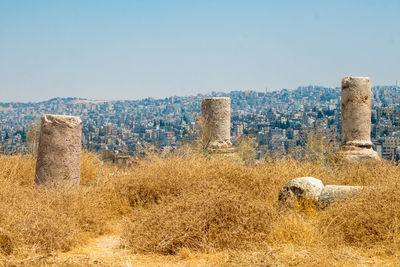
[35, 114, 82, 188]
[278, 177, 324, 205]
[341, 77, 379, 161]
[319, 184, 363, 207]
[201, 97, 234, 154]
[102, 149, 135, 166]
[279, 177, 363, 208]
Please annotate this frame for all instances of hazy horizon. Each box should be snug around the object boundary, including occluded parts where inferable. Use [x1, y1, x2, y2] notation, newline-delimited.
[2, 82, 399, 104]
[1, 1, 399, 102]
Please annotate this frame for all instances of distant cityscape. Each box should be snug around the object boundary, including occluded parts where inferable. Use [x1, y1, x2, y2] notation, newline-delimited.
[1, 85, 400, 160]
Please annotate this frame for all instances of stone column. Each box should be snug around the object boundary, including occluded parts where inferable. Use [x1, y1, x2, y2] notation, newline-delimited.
[279, 177, 364, 209]
[35, 114, 82, 188]
[201, 97, 233, 153]
[341, 77, 379, 161]
[278, 177, 324, 207]
[319, 185, 363, 208]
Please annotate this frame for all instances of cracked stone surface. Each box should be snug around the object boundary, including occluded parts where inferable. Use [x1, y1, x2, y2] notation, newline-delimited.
[201, 97, 232, 151]
[278, 177, 324, 206]
[341, 77, 379, 161]
[319, 185, 363, 207]
[279, 177, 364, 208]
[35, 114, 82, 188]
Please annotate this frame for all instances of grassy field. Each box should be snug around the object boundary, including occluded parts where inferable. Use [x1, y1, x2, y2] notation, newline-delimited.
[1, 143, 400, 266]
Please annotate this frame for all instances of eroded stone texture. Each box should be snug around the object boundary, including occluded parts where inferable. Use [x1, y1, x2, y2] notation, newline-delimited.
[319, 185, 363, 208]
[341, 77, 379, 162]
[35, 114, 82, 188]
[201, 97, 232, 152]
[279, 177, 364, 209]
[340, 146, 380, 162]
[278, 177, 324, 206]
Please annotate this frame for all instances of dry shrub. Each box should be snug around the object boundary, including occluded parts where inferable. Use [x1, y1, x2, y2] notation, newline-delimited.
[234, 135, 257, 165]
[121, 154, 280, 254]
[3, 146, 400, 265]
[0, 188, 107, 253]
[116, 154, 204, 208]
[319, 178, 400, 247]
[120, 151, 400, 261]
[302, 129, 343, 166]
[0, 233, 13, 255]
[0, 151, 130, 257]
[123, 190, 273, 254]
[80, 150, 102, 185]
[0, 154, 35, 186]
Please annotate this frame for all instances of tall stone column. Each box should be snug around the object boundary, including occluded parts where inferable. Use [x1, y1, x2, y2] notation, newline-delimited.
[341, 77, 379, 161]
[201, 97, 233, 153]
[35, 114, 82, 188]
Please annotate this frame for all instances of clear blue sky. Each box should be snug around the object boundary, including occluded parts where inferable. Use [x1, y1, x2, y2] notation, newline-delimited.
[1, 0, 399, 102]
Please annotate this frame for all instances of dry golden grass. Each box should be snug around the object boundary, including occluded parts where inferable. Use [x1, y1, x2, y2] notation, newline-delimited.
[0, 152, 129, 261]
[1, 144, 400, 265]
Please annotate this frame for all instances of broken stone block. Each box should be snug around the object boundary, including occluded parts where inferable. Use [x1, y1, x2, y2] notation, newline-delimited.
[278, 177, 324, 207]
[279, 177, 364, 209]
[35, 114, 82, 188]
[319, 185, 363, 208]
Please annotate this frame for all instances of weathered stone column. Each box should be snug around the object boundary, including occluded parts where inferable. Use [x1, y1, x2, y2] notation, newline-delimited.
[319, 185, 363, 208]
[279, 177, 364, 209]
[341, 77, 379, 161]
[278, 177, 324, 208]
[201, 97, 233, 153]
[35, 114, 82, 188]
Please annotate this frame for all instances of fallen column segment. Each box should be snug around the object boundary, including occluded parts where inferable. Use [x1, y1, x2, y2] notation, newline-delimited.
[319, 185, 363, 207]
[279, 177, 363, 209]
[278, 177, 324, 206]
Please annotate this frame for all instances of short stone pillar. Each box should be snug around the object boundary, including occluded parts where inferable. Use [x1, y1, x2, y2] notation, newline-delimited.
[35, 114, 82, 188]
[201, 97, 233, 154]
[341, 77, 379, 162]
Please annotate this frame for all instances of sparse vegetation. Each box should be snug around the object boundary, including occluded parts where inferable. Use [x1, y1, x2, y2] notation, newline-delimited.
[26, 121, 41, 155]
[1, 142, 400, 265]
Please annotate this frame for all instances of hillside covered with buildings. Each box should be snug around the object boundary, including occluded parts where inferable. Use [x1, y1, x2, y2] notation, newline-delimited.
[1, 85, 400, 160]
